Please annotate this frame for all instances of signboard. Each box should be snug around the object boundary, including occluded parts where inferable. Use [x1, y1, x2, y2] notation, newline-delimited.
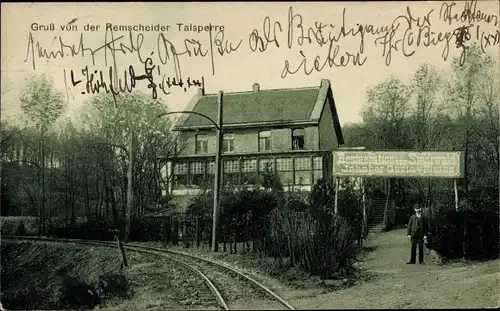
[332, 150, 464, 178]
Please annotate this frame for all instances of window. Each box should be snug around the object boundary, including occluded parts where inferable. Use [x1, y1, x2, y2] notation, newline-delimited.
[276, 158, 293, 186]
[173, 162, 188, 188]
[224, 160, 239, 186]
[259, 159, 274, 171]
[294, 157, 311, 185]
[206, 161, 215, 187]
[223, 133, 235, 152]
[241, 159, 257, 185]
[258, 158, 274, 184]
[292, 129, 305, 150]
[313, 156, 323, 183]
[258, 131, 271, 151]
[196, 134, 208, 154]
[190, 161, 205, 187]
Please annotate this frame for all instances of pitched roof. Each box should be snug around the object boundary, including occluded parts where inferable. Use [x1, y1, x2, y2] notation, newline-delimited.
[174, 79, 335, 130]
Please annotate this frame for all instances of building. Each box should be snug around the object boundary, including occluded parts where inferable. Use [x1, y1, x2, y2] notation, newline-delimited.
[159, 79, 344, 206]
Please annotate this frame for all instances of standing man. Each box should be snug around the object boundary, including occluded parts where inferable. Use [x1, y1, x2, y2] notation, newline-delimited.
[407, 204, 429, 264]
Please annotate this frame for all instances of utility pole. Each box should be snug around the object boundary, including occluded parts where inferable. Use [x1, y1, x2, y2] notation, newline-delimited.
[212, 91, 223, 252]
[125, 132, 134, 242]
[0, 103, 3, 217]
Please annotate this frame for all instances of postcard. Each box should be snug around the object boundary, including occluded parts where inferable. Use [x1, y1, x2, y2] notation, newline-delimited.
[1, 1, 499, 310]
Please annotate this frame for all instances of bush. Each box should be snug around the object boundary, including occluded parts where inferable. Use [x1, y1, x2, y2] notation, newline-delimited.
[15, 221, 26, 236]
[184, 188, 281, 250]
[309, 179, 361, 224]
[58, 272, 129, 309]
[129, 217, 168, 242]
[0, 216, 39, 235]
[59, 276, 101, 309]
[96, 271, 129, 299]
[48, 220, 117, 241]
[266, 204, 358, 279]
[164, 179, 361, 279]
[427, 207, 499, 260]
[254, 181, 361, 279]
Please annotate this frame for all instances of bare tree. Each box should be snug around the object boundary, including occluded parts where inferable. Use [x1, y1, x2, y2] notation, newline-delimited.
[363, 76, 412, 229]
[446, 43, 497, 259]
[19, 73, 66, 234]
[446, 44, 495, 205]
[80, 91, 180, 241]
[407, 64, 446, 213]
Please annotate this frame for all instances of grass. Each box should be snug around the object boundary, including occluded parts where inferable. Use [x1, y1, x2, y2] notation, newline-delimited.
[0, 216, 40, 235]
[102, 251, 219, 310]
[140, 230, 499, 309]
[4, 224, 497, 309]
[1, 241, 126, 310]
[1, 240, 222, 310]
[0, 216, 89, 236]
[284, 230, 500, 309]
[141, 240, 368, 293]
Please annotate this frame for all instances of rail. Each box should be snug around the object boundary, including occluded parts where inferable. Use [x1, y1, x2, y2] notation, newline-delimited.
[2, 236, 295, 310]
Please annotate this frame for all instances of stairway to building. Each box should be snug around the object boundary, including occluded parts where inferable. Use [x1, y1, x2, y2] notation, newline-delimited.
[368, 198, 386, 233]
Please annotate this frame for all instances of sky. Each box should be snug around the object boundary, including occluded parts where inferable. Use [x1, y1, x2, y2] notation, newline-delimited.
[1, 1, 499, 127]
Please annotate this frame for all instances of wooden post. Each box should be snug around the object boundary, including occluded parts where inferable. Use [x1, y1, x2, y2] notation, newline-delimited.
[361, 177, 367, 238]
[212, 91, 223, 252]
[115, 235, 128, 268]
[334, 177, 339, 216]
[383, 179, 391, 230]
[454, 179, 459, 211]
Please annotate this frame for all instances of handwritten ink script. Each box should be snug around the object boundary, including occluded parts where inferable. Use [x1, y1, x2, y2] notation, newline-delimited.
[277, 0, 498, 77]
[24, 0, 499, 100]
[25, 23, 238, 101]
[65, 61, 204, 99]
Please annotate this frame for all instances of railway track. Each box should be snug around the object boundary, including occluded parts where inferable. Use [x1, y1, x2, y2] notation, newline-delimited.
[2, 236, 295, 310]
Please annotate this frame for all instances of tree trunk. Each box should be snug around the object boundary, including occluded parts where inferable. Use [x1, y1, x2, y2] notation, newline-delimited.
[111, 186, 118, 228]
[70, 199, 76, 225]
[38, 135, 45, 235]
[48, 146, 53, 230]
[223, 234, 227, 252]
[95, 173, 100, 221]
[463, 105, 471, 260]
[85, 176, 91, 222]
[42, 134, 45, 235]
[64, 185, 69, 226]
[105, 184, 110, 220]
[233, 232, 237, 254]
[251, 218, 256, 253]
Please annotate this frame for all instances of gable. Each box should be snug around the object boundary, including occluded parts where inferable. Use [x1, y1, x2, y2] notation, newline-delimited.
[179, 87, 320, 128]
[173, 79, 344, 145]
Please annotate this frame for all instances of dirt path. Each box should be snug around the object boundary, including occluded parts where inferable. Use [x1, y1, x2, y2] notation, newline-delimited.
[147, 229, 499, 309]
[280, 229, 500, 309]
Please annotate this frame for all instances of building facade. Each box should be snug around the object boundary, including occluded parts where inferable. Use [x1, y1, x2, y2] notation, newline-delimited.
[159, 79, 344, 206]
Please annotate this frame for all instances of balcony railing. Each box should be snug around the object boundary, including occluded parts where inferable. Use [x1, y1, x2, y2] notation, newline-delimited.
[163, 150, 332, 193]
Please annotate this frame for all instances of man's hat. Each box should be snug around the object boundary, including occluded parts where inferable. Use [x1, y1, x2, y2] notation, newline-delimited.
[414, 204, 422, 211]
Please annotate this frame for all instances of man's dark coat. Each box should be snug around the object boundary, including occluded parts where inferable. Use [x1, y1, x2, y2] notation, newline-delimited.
[407, 214, 429, 238]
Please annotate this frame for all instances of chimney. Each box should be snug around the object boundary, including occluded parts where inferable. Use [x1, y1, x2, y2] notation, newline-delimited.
[253, 83, 260, 92]
[197, 87, 205, 96]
